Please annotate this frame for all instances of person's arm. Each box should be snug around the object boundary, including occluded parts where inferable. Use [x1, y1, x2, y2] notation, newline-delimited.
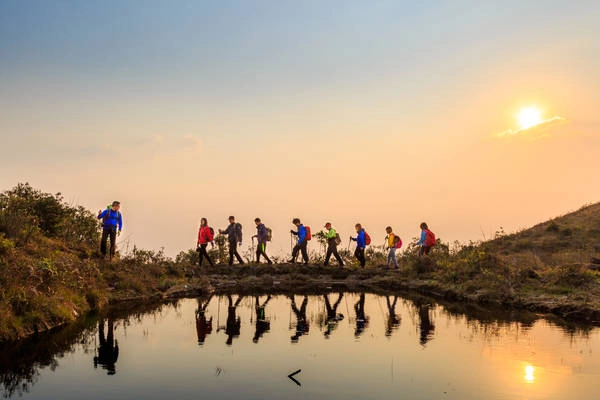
[118, 213, 123, 231]
[358, 231, 365, 248]
[325, 229, 335, 239]
[290, 230, 298, 236]
[298, 226, 306, 242]
[221, 225, 231, 235]
[416, 230, 426, 245]
[198, 228, 203, 245]
[98, 209, 107, 220]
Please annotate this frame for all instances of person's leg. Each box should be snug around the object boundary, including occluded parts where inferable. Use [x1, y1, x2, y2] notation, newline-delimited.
[333, 246, 344, 266]
[232, 242, 244, 264]
[100, 229, 109, 256]
[358, 248, 366, 267]
[256, 245, 262, 263]
[205, 244, 214, 266]
[109, 229, 117, 259]
[300, 240, 309, 264]
[291, 244, 300, 262]
[390, 249, 398, 268]
[387, 249, 392, 267]
[198, 245, 205, 266]
[324, 245, 333, 265]
[261, 243, 272, 264]
[228, 243, 235, 265]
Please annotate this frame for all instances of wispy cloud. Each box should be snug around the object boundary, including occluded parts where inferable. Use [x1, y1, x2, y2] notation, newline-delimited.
[496, 116, 567, 138]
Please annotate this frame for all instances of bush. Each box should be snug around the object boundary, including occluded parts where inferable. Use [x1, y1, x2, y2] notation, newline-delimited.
[0, 233, 15, 256]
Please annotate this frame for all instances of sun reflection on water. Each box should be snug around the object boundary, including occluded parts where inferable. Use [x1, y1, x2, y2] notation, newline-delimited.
[524, 365, 535, 383]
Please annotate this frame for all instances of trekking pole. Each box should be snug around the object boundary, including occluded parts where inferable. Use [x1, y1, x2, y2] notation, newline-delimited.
[252, 237, 255, 263]
[347, 238, 351, 251]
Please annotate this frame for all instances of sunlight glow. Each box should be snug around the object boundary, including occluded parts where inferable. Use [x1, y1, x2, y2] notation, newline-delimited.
[525, 365, 535, 383]
[518, 107, 543, 130]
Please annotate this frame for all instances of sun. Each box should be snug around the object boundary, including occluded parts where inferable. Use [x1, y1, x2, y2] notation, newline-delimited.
[518, 106, 542, 130]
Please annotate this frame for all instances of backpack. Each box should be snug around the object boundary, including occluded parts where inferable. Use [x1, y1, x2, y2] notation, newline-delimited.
[305, 226, 312, 241]
[266, 227, 272, 242]
[208, 227, 215, 242]
[101, 206, 120, 226]
[335, 233, 342, 245]
[235, 223, 243, 243]
[364, 231, 371, 245]
[393, 235, 402, 249]
[425, 229, 436, 247]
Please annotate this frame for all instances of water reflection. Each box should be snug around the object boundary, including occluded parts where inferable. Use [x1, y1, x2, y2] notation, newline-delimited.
[289, 295, 309, 342]
[354, 293, 369, 337]
[195, 295, 213, 345]
[323, 292, 344, 338]
[385, 296, 401, 337]
[253, 295, 271, 343]
[1, 293, 599, 400]
[225, 295, 243, 346]
[93, 318, 119, 375]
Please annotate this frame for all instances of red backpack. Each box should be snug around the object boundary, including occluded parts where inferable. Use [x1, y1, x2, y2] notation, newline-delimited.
[425, 230, 436, 247]
[393, 235, 403, 249]
[364, 231, 371, 245]
[305, 226, 312, 240]
[207, 227, 215, 242]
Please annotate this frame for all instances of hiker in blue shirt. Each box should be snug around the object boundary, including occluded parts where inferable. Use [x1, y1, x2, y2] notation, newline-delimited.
[289, 218, 309, 264]
[97, 201, 123, 260]
[350, 223, 367, 267]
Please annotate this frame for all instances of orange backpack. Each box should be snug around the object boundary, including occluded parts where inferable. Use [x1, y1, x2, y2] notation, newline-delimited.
[305, 226, 312, 240]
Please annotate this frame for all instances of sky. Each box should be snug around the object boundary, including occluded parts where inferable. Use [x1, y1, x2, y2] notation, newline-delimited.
[1, 0, 599, 257]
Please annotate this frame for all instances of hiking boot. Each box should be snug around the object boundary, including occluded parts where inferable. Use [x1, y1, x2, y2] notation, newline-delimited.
[288, 259, 295, 264]
[267, 261, 273, 265]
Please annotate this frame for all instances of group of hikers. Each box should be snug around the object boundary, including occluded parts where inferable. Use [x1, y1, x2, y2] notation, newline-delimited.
[96, 201, 437, 267]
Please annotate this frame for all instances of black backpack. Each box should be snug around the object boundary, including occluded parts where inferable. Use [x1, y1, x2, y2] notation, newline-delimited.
[235, 223, 243, 242]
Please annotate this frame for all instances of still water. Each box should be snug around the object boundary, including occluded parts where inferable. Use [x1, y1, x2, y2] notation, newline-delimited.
[1, 292, 599, 400]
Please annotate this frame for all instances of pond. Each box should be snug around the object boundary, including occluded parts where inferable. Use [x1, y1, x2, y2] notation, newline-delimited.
[1, 292, 599, 400]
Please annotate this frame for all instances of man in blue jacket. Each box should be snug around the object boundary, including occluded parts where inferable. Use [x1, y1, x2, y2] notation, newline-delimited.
[97, 201, 123, 260]
[350, 223, 367, 267]
[289, 218, 309, 264]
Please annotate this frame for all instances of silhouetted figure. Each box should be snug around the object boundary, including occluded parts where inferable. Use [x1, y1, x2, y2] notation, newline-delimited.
[323, 292, 344, 337]
[225, 295, 243, 346]
[385, 296, 401, 337]
[354, 293, 369, 337]
[94, 317, 119, 375]
[416, 302, 436, 346]
[195, 295, 214, 345]
[253, 295, 272, 343]
[290, 295, 309, 342]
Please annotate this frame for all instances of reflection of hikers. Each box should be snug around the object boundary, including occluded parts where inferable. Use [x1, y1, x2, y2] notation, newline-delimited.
[385, 296, 401, 337]
[350, 224, 367, 267]
[252, 218, 273, 265]
[225, 295, 243, 345]
[289, 218, 309, 265]
[416, 301, 435, 346]
[385, 226, 401, 269]
[195, 295, 214, 345]
[323, 292, 344, 337]
[289, 295, 309, 342]
[219, 216, 245, 265]
[253, 295, 271, 343]
[354, 293, 369, 337]
[97, 201, 123, 259]
[415, 222, 436, 257]
[197, 218, 215, 267]
[94, 317, 119, 375]
[323, 223, 344, 267]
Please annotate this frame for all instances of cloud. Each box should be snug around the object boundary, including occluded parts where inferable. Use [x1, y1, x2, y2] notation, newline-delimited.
[181, 134, 203, 152]
[496, 116, 567, 139]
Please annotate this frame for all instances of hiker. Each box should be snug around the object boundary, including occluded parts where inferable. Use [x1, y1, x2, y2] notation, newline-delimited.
[195, 295, 214, 345]
[225, 295, 243, 346]
[415, 299, 435, 346]
[289, 218, 309, 265]
[197, 218, 215, 267]
[385, 295, 401, 337]
[415, 222, 436, 256]
[385, 226, 401, 269]
[219, 216, 245, 265]
[323, 222, 344, 267]
[350, 223, 367, 267]
[289, 295, 309, 342]
[323, 292, 344, 337]
[252, 218, 272, 264]
[97, 201, 123, 260]
[94, 317, 119, 375]
[354, 293, 369, 337]
[253, 295, 272, 343]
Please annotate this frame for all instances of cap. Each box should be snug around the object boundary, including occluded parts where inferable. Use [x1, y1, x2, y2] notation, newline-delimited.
[324, 222, 332, 227]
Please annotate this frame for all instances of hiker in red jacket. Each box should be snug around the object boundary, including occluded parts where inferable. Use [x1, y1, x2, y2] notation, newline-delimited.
[415, 222, 436, 257]
[197, 218, 215, 266]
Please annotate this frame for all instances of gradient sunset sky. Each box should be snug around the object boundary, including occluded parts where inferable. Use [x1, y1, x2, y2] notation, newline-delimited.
[1, 1, 599, 256]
